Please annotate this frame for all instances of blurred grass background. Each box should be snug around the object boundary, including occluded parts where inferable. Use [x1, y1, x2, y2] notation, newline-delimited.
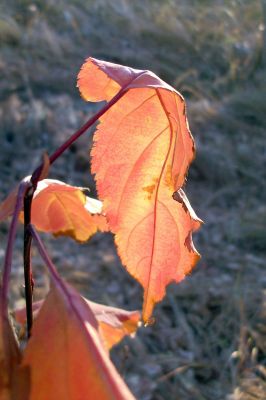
[0, 0, 265, 399]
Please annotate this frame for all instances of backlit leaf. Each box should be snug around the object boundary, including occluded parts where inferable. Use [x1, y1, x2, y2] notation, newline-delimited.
[29, 180, 108, 241]
[17, 279, 135, 399]
[78, 58, 202, 322]
[88, 301, 140, 350]
[15, 299, 140, 351]
[0, 179, 108, 241]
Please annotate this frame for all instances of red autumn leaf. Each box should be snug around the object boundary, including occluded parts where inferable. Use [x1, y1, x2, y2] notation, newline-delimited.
[78, 58, 202, 322]
[0, 299, 21, 400]
[17, 280, 135, 399]
[15, 299, 140, 351]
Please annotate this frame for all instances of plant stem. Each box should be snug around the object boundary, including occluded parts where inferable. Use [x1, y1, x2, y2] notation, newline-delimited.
[31, 89, 126, 187]
[29, 225, 60, 282]
[23, 186, 35, 338]
[0, 181, 30, 316]
[23, 88, 126, 335]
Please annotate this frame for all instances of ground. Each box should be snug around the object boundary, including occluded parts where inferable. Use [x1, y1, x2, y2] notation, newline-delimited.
[0, 1, 265, 399]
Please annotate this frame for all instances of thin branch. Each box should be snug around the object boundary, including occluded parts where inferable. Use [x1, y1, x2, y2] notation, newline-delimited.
[31, 89, 126, 187]
[29, 225, 63, 284]
[23, 186, 35, 337]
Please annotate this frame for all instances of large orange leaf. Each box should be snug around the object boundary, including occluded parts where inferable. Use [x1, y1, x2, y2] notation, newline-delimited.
[0, 300, 22, 400]
[15, 299, 140, 351]
[17, 279, 135, 400]
[78, 58, 202, 322]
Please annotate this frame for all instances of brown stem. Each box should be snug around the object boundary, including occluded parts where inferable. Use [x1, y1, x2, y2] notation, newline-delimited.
[23, 186, 34, 337]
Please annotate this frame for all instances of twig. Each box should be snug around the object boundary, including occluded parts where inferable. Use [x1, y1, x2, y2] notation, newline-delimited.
[23, 185, 35, 337]
[30, 89, 126, 187]
[158, 362, 205, 382]
[29, 225, 61, 285]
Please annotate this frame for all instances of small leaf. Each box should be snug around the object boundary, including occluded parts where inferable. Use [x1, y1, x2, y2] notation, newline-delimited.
[29, 179, 108, 241]
[0, 179, 108, 241]
[91, 301, 140, 350]
[15, 299, 141, 351]
[17, 280, 135, 399]
[78, 58, 202, 322]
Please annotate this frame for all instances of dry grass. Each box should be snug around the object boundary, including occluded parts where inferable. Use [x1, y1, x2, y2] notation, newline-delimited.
[0, 0, 265, 399]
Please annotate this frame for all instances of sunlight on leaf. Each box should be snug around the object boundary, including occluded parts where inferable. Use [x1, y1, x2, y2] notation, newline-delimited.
[16, 281, 135, 400]
[78, 58, 202, 322]
[15, 299, 141, 351]
[29, 180, 108, 242]
[0, 179, 108, 242]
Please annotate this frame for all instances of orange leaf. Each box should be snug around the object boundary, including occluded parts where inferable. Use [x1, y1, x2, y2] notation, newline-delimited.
[29, 179, 108, 241]
[88, 301, 140, 350]
[0, 179, 108, 241]
[18, 281, 135, 399]
[0, 300, 22, 400]
[15, 299, 140, 351]
[78, 58, 202, 322]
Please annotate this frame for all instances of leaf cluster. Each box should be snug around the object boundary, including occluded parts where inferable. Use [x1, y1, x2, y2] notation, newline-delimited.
[0, 58, 201, 398]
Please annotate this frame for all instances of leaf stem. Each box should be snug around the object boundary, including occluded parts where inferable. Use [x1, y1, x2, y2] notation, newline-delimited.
[23, 185, 35, 337]
[0, 180, 30, 316]
[31, 89, 126, 187]
[29, 225, 60, 282]
[30, 225, 73, 307]
[23, 88, 126, 334]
